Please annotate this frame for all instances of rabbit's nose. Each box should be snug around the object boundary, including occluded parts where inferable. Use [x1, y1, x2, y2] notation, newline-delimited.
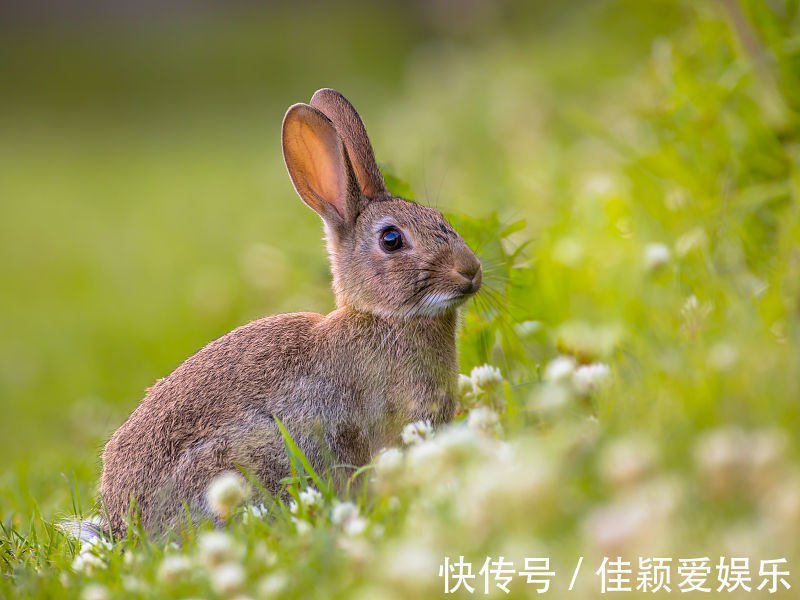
[455, 254, 481, 280]
[453, 257, 482, 292]
[456, 265, 479, 281]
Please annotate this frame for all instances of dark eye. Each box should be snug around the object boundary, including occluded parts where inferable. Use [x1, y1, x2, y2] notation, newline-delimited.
[379, 228, 404, 253]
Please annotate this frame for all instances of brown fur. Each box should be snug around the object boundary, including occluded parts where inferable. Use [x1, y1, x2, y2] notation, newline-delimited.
[100, 89, 481, 536]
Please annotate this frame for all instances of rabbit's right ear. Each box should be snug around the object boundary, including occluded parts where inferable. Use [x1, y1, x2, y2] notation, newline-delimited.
[310, 88, 388, 200]
[282, 103, 360, 229]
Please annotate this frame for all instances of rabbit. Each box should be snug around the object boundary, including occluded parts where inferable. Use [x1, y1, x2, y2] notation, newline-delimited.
[98, 88, 482, 536]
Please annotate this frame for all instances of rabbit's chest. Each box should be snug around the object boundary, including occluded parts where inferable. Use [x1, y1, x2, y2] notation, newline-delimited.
[323, 312, 458, 456]
[361, 357, 455, 429]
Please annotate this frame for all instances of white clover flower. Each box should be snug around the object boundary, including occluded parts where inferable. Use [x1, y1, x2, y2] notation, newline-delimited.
[58, 572, 70, 589]
[241, 503, 268, 524]
[405, 437, 447, 484]
[406, 424, 495, 486]
[121, 575, 144, 593]
[761, 473, 800, 536]
[493, 440, 515, 463]
[584, 475, 681, 555]
[343, 516, 368, 536]
[470, 364, 503, 391]
[643, 243, 671, 270]
[583, 495, 656, 554]
[291, 517, 312, 536]
[197, 531, 241, 569]
[401, 420, 433, 446]
[459, 449, 555, 532]
[583, 172, 614, 196]
[80, 583, 109, 600]
[337, 535, 370, 562]
[123, 551, 144, 568]
[749, 429, 788, 473]
[544, 355, 576, 383]
[466, 406, 501, 436]
[744, 429, 788, 496]
[434, 425, 493, 458]
[380, 541, 441, 588]
[553, 237, 584, 266]
[598, 435, 658, 488]
[330, 501, 367, 536]
[693, 427, 747, 494]
[71, 548, 107, 575]
[708, 342, 739, 372]
[252, 542, 277, 567]
[373, 447, 404, 478]
[207, 471, 250, 520]
[457, 374, 475, 397]
[298, 487, 323, 511]
[528, 381, 572, 417]
[721, 525, 766, 560]
[210, 562, 245, 597]
[257, 572, 288, 598]
[637, 475, 683, 517]
[91, 538, 112, 552]
[571, 363, 611, 395]
[330, 501, 359, 525]
[158, 554, 193, 585]
[514, 320, 541, 337]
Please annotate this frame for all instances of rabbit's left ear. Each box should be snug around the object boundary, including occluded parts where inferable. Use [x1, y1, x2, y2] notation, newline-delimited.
[310, 88, 388, 200]
[282, 103, 362, 229]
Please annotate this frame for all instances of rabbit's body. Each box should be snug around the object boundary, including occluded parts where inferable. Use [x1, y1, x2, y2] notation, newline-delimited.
[100, 89, 481, 536]
[102, 308, 457, 534]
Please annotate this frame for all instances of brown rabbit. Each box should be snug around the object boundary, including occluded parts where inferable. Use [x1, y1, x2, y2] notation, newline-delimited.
[98, 89, 482, 536]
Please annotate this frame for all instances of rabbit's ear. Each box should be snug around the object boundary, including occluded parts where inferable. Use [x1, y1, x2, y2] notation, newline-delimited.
[282, 103, 361, 227]
[310, 88, 388, 200]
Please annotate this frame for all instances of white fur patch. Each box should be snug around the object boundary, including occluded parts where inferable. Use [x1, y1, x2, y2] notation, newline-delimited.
[411, 293, 460, 317]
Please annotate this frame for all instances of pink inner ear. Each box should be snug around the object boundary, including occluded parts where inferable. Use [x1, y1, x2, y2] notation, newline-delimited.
[297, 120, 348, 218]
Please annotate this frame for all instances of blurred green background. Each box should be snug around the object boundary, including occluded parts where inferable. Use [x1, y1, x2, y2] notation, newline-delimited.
[3, 1, 800, 598]
[1, 0, 799, 554]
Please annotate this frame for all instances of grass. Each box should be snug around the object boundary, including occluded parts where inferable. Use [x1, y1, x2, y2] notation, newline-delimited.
[1, 0, 799, 598]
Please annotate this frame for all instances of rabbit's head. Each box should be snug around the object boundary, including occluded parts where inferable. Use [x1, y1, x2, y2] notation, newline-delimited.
[282, 88, 481, 318]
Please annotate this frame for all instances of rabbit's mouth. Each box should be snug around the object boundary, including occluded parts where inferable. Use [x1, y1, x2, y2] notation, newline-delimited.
[411, 288, 477, 318]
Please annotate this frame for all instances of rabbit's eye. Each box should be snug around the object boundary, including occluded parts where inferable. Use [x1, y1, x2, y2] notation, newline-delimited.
[379, 228, 403, 253]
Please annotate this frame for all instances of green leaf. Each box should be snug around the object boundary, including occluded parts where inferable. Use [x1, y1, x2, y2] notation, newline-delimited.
[499, 219, 527, 238]
[380, 164, 416, 200]
[274, 418, 331, 497]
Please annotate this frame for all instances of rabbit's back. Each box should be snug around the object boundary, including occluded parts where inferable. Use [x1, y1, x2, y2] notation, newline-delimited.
[100, 312, 327, 534]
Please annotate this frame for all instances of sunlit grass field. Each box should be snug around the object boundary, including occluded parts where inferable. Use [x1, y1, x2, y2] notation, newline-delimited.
[1, 1, 799, 598]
